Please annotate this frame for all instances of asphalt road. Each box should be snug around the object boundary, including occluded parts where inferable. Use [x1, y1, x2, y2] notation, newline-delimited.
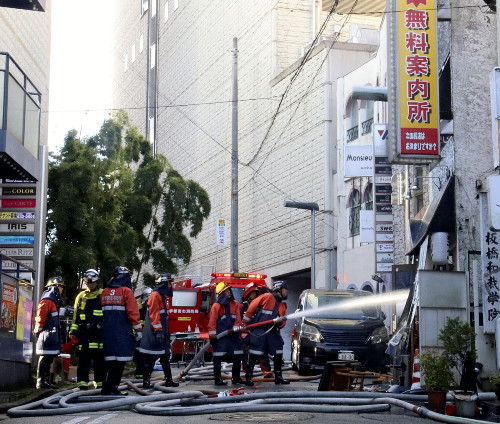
[0, 366, 490, 424]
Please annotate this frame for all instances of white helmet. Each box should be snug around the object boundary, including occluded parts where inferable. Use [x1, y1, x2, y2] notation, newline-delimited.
[142, 287, 153, 302]
[85, 269, 99, 283]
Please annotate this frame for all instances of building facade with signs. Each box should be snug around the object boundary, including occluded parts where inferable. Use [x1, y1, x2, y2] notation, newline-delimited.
[0, 1, 50, 389]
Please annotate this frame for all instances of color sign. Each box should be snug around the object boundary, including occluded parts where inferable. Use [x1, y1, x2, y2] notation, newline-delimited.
[0, 236, 34, 245]
[397, 0, 439, 157]
[0, 212, 35, 220]
[1, 187, 36, 196]
[17, 297, 33, 342]
[1, 199, 36, 208]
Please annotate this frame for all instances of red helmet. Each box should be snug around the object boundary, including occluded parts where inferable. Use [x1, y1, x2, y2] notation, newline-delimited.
[243, 282, 259, 301]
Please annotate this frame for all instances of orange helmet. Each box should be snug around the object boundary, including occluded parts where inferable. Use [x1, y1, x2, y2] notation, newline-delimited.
[243, 282, 259, 301]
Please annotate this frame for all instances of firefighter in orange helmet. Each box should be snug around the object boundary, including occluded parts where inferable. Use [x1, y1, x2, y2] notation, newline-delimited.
[208, 282, 244, 385]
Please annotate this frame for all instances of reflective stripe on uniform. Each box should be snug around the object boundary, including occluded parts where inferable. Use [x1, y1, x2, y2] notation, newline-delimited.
[93, 310, 103, 316]
[133, 324, 142, 330]
[159, 309, 166, 314]
[153, 324, 162, 329]
[208, 331, 216, 336]
[70, 324, 78, 331]
[139, 348, 166, 355]
[79, 314, 86, 320]
[233, 350, 243, 355]
[89, 342, 99, 349]
[261, 310, 273, 315]
[212, 351, 227, 356]
[36, 349, 61, 355]
[249, 349, 264, 355]
[104, 355, 133, 361]
[102, 305, 126, 311]
[77, 381, 88, 387]
[50, 311, 58, 316]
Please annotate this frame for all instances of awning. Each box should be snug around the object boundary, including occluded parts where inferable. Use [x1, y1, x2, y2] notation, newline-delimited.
[322, 0, 386, 14]
[406, 175, 455, 256]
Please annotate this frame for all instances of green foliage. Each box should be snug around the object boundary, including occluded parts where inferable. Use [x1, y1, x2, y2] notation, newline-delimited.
[420, 350, 455, 391]
[438, 317, 477, 377]
[46, 112, 211, 300]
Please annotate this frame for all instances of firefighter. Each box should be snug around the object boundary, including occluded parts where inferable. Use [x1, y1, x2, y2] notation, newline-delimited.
[100, 266, 142, 395]
[34, 276, 65, 389]
[69, 269, 105, 390]
[208, 282, 244, 385]
[134, 286, 151, 380]
[239, 282, 273, 378]
[139, 274, 179, 388]
[242, 280, 290, 386]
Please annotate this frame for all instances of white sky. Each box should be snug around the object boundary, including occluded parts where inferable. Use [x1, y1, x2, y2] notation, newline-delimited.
[48, 0, 115, 153]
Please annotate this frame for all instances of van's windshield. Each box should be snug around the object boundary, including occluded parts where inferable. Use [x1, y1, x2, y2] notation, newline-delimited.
[305, 293, 381, 320]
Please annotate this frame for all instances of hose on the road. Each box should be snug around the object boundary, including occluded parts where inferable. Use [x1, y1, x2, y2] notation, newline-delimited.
[8, 385, 497, 422]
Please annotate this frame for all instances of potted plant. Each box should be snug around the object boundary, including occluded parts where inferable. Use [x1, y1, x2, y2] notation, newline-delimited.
[489, 373, 500, 400]
[438, 317, 477, 391]
[420, 350, 454, 414]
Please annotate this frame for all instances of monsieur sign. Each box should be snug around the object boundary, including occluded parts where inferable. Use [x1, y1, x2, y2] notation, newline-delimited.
[344, 145, 373, 177]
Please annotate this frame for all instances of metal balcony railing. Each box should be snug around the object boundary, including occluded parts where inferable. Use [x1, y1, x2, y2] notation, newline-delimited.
[346, 125, 359, 142]
[0, 52, 42, 160]
[361, 117, 373, 135]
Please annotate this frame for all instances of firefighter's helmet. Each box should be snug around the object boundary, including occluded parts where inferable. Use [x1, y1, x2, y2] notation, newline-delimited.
[85, 269, 99, 283]
[113, 266, 130, 279]
[272, 281, 288, 292]
[243, 282, 259, 301]
[141, 287, 152, 302]
[46, 276, 65, 288]
[216, 281, 231, 296]
[155, 273, 173, 285]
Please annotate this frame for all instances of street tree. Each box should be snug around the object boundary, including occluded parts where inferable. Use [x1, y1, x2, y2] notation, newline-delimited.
[45, 112, 211, 299]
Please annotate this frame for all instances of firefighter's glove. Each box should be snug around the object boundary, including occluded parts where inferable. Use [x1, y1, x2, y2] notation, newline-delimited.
[210, 337, 217, 346]
[274, 317, 286, 326]
[155, 331, 165, 345]
[135, 331, 142, 342]
[232, 326, 241, 333]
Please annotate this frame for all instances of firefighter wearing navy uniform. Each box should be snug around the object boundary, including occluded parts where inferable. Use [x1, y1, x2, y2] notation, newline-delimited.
[208, 282, 244, 385]
[70, 269, 105, 390]
[239, 282, 273, 378]
[243, 280, 290, 386]
[100, 266, 142, 395]
[34, 276, 65, 389]
[134, 286, 151, 380]
[139, 274, 179, 388]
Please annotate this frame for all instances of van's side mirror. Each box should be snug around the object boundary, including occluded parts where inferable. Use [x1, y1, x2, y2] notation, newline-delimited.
[200, 305, 208, 314]
[201, 291, 208, 301]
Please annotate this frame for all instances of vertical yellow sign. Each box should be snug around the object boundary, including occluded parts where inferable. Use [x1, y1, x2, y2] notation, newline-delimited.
[398, 0, 439, 156]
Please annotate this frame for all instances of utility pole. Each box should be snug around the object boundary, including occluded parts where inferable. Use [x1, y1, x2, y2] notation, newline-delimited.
[231, 37, 239, 273]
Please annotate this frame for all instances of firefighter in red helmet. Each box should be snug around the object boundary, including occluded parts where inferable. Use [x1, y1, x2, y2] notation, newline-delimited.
[239, 282, 273, 378]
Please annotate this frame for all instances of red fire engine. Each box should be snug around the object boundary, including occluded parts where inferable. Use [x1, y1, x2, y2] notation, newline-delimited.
[168, 272, 268, 357]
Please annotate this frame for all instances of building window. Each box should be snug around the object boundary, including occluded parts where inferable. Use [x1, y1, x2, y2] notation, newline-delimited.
[141, 0, 148, 16]
[360, 99, 374, 135]
[363, 183, 373, 210]
[124, 54, 128, 72]
[132, 44, 136, 63]
[165, 1, 169, 22]
[348, 188, 361, 236]
[174, 0, 179, 10]
[150, 43, 156, 69]
[345, 97, 359, 142]
[140, 34, 144, 53]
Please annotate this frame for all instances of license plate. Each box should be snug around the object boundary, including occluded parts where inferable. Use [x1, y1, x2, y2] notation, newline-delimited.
[338, 351, 355, 360]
